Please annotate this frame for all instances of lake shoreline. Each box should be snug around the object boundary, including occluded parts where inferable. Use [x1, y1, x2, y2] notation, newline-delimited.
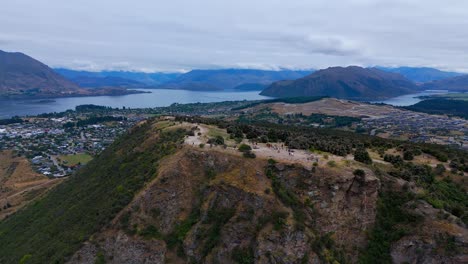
[0, 89, 271, 119]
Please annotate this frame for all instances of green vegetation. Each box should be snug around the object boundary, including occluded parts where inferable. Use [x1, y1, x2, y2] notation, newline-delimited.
[238, 144, 252, 152]
[0, 122, 187, 264]
[201, 207, 236, 257]
[242, 151, 256, 158]
[177, 115, 468, 163]
[207, 135, 225, 145]
[64, 115, 127, 128]
[404, 99, 468, 119]
[59, 153, 93, 166]
[354, 147, 373, 164]
[138, 225, 162, 240]
[232, 96, 327, 110]
[238, 111, 360, 128]
[0, 117, 24, 125]
[238, 143, 256, 158]
[94, 251, 106, 264]
[75, 104, 117, 112]
[312, 233, 348, 264]
[265, 166, 305, 229]
[165, 207, 200, 254]
[424, 179, 468, 223]
[231, 246, 254, 264]
[419, 93, 468, 101]
[384, 152, 467, 224]
[359, 191, 420, 264]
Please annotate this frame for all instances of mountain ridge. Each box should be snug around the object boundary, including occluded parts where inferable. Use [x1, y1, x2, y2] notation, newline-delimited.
[0, 50, 144, 98]
[376, 66, 463, 83]
[54, 68, 181, 87]
[260, 66, 418, 100]
[155, 69, 313, 91]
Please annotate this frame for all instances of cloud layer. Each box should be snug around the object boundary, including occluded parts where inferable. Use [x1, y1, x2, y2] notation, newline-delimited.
[2, 0, 468, 72]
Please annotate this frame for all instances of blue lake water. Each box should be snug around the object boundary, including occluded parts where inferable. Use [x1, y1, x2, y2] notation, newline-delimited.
[0, 89, 454, 119]
[0, 89, 270, 118]
[372, 90, 449, 106]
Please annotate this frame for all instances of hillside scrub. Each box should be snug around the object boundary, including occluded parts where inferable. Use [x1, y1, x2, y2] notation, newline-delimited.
[0, 122, 187, 264]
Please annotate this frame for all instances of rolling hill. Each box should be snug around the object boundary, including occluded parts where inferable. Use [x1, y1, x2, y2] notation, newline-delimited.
[156, 69, 313, 91]
[260, 66, 418, 100]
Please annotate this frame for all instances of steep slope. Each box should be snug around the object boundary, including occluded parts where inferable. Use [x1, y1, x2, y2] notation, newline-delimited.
[421, 74, 468, 92]
[0, 50, 143, 98]
[0, 122, 187, 263]
[0, 150, 62, 220]
[0, 50, 80, 96]
[0, 119, 466, 264]
[157, 69, 312, 91]
[261, 66, 418, 100]
[68, 148, 379, 263]
[377, 66, 463, 83]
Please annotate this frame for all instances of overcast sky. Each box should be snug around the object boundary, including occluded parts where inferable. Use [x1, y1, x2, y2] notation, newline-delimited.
[2, 0, 468, 72]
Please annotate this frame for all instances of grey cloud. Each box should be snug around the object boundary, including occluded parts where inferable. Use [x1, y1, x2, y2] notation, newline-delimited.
[1, 0, 468, 72]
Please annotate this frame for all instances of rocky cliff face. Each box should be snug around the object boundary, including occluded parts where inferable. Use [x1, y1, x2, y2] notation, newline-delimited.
[67, 145, 467, 263]
[69, 148, 383, 263]
[2, 119, 466, 264]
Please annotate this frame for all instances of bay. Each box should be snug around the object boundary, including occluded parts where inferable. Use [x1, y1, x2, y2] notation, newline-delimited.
[371, 90, 449, 106]
[0, 89, 270, 119]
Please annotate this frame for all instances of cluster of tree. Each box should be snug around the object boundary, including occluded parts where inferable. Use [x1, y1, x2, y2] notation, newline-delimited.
[36, 110, 73, 118]
[207, 135, 225, 146]
[383, 154, 404, 166]
[403, 99, 468, 119]
[63, 115, 126, 128]
[383, 151, 467, 223]
[354, 146, 372, 164]
[0, 117, 24, 125]
[175, 116, 468, 163]
[238, 144, 256, 158]
[449, 158, 467, 174]
[75, 104, 117, 112]
[238, 111, 361, 128]
[232, 96, 327, 111]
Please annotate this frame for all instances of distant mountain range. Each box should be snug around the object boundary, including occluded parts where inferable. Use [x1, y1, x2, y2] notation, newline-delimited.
[54, 68, 181, 87]
[421, 75, 468, 91]
[376, 66, 463, 83]
[61, 75, 146, 88]
[0, 50, 144, 98]
[3, 49, 468, 100]
[151, 69, 313, 91]
[54, 66, 468, 97]
[260, 66, 419, 100]
[54, 68, 312, 91]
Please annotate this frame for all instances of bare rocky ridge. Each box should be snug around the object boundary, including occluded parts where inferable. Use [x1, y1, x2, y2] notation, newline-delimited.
[65, 119, 467, 264]
[69, 147, 381, 263]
